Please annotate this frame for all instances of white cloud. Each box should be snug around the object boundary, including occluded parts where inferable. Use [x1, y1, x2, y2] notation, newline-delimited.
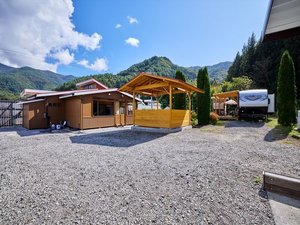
[78, 58, 108, 71]
[52, 49, 74, 65]
[0, 0, 102, 72]
[125, 38, 140, 47]
[115, 23, 122, 29]
[127, 16, 138, 24]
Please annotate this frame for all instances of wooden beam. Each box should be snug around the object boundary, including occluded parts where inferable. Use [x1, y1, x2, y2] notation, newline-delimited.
[169, 85, 172, 128]
[263, 171, 300, 199]
[169, 85, 172, 110]
[134, 82, 168, 91]
[133, 90, 136, 126]
[188, 92, 191, 126]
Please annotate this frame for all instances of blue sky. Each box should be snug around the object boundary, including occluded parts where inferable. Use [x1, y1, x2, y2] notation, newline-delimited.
[0, 0, 270, 76]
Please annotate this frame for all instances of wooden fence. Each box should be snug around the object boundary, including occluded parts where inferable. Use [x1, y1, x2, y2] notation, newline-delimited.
[0, 100, 23, 127]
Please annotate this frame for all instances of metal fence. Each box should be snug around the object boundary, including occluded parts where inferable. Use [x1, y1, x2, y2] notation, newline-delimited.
[0, 100, 23, 127]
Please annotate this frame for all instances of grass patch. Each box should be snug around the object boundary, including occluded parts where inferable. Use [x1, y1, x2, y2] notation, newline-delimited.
[266, 117, 300, 139]
[253, 175, 261, 185]
[214, 120, 225, 126]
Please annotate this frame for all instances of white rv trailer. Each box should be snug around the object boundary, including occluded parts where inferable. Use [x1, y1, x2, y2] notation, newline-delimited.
[239, 89, 275, 119]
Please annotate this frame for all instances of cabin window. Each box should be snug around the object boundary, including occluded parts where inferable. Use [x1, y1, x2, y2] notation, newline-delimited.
[93, 101, 114, 116]
[120, 102, 125, 114]
[127, 103, 133, 115]
[84, 84, 94, 89]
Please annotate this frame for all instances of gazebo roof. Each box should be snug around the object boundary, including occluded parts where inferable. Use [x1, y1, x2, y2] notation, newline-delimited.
[213, 90, 238, 99]
[118, 72, 204, 96]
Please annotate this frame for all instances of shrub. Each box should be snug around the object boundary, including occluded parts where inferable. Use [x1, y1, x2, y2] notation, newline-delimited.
[173, 70, 186, 109]
[197, 67, 211, 125]
[190, 111, 198, 127]
[210, 112, 219, 125]
[277, 50, 297, 126]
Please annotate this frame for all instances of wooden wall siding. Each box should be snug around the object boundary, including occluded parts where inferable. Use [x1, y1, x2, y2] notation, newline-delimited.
[171, 110, 190, 128]
[25, 101, 47, 129]
[126, 115, 133, 125]
[92, 92, 132, 102]
[82, 116, 115, 129]
[64, 98, 81, 129]
[23, 104, 29, 129]
[46, 96, 64, 125]
[82, 96, 92, 117]
[114, 114, 125, 126]
[135, 110, 171, 128]
[134, 109, 189, 128]
[79, 83, 106, 90]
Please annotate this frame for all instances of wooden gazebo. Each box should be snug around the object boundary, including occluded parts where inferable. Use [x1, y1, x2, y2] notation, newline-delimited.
[119, 73, 204, 129]
[213, 90, 239, 119]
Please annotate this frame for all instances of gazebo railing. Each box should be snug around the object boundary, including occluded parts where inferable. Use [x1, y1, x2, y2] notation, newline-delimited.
[134, 109, 189, 128]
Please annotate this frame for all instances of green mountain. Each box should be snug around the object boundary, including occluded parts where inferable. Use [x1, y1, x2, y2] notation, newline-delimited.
[118, 56, 197, 79]
[0, 56, 231, 100]
[0, 64, 75, 100]
[55, 56, 231, 92]
[117, 56, 231, 82]
[189, 61, 232, 82]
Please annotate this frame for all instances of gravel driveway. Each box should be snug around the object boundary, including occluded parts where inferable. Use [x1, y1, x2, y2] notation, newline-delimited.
[0, 121, 299, 224]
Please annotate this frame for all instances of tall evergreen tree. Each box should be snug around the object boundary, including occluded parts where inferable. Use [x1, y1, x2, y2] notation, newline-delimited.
[227, 52, 242, 81]
[197, 67, 211, 125]
[277, 50, 297, 126]
[173, 70, 186, 109]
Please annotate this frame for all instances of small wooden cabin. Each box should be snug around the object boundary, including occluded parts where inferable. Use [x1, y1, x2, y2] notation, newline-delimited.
[119, 73, 204, 129]
[21, 79, 139, 129]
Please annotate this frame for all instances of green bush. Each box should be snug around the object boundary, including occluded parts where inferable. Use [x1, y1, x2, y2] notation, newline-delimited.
[197, 67, 211, 125]
[190, 111, 198, 127]
[173, 70, 186, 109]
[277, 50, 297, 126]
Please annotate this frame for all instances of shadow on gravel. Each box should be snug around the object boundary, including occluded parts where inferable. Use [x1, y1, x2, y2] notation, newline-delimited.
[70, 130, 167, 147]
[0, 126, 74, 137]
[0, 126, 45, 137]
[225, 120, 265, 128]
[264, 125, 290, 142]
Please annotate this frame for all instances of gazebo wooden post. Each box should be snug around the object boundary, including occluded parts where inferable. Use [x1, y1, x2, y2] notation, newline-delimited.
[133, 90, 136, 126]
[169, 85, 173, 128]
[188, 92, 191, 126]
[155, 95, 159, 109]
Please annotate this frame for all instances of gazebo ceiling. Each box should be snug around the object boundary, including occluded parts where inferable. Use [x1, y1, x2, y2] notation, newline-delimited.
[118, 72, 204, 96]
[213, 90, 238, 99]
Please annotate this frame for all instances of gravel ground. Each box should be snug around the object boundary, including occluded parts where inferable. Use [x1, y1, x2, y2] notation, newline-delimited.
[0, 121, 299, 224]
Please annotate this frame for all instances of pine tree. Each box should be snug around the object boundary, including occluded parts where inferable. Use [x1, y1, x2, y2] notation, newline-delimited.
[197, 67, 211, 125]
[173, 70, 186, 109]
[277, 50, 297, 126]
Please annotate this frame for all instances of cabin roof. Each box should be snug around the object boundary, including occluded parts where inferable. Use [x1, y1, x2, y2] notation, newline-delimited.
[35, 89, 98, 98]
[263, 0, 300, 42]
[75, 78, 108, 89]
[20, 89, 55, 98]
[58, 88, 142, 101]
[16, 98, 46, 105]
[118, 72, 204, 96]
